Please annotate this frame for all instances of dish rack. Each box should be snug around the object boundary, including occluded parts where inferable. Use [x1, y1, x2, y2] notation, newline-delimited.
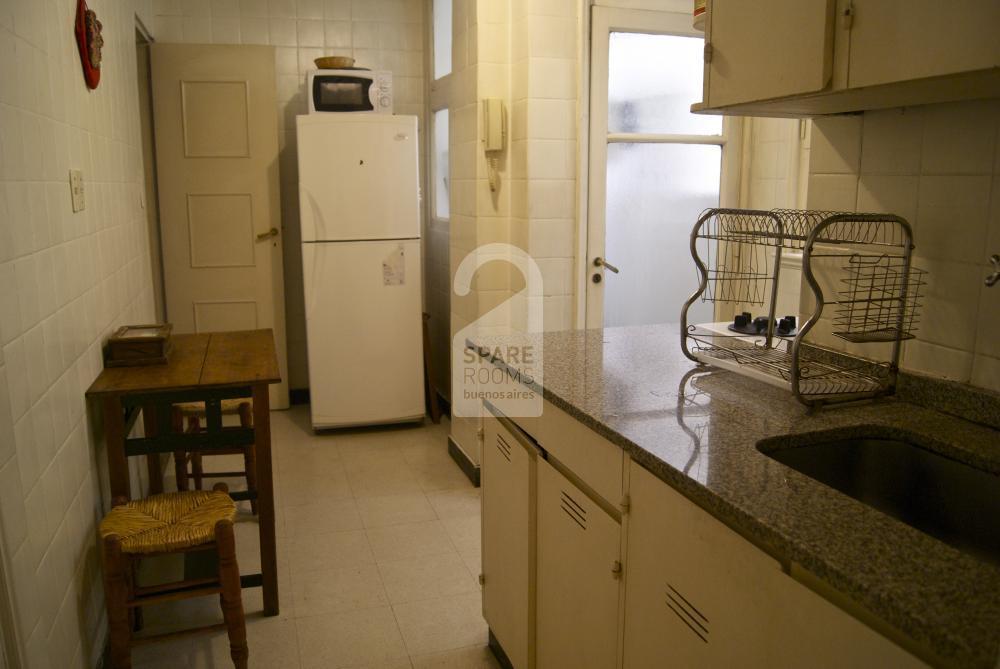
[680, 209, 926, 407]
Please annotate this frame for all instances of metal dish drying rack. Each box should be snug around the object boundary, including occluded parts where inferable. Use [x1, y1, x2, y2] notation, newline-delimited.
[680, 209, 926, 407]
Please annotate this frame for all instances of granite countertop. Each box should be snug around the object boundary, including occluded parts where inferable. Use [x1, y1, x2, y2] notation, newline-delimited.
[471, 324, 1000, 668]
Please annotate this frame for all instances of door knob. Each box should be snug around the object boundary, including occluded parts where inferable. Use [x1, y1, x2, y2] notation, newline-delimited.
[256, 227, 279, 241]
[593, 257, 619, 274]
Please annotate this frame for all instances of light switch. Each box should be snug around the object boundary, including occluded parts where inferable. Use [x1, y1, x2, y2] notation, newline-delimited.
[69, 169, 85, 212]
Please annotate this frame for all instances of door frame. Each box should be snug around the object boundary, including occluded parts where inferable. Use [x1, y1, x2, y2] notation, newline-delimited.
[581, 6, 742, 328]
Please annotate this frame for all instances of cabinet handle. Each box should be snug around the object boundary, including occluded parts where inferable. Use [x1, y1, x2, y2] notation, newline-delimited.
[611, 560, 622, 579]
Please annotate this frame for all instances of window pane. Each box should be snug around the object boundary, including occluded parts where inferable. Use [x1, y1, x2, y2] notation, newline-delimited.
[434, 109, 449, 219]
[433, 0, 452, 79]
[608, 32, 721, 136]
[603, 143, 720, 327]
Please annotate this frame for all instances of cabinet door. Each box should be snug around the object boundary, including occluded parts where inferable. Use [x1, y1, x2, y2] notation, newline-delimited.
[767, 571, 927, 668]
[706, 0, 836, 107]
[848, 0, 1000, 89]
[482, 413, 536, 669]
[536, 459, 621, 669]
[622, 463, 781, 669]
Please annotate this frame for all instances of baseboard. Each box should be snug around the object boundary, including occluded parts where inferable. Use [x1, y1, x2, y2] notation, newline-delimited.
[488, 629, 514, 669]
[447, 436, 480, 487]
[289, 388, 310, 405]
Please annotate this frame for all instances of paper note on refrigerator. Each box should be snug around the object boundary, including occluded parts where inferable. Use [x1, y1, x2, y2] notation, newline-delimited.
[382, 246, 406, 286]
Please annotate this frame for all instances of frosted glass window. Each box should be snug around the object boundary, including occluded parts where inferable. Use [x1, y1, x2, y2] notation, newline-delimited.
[603, 143, 720, 327]
[608, 32, 721, 136]
[434, 109, 449, 219]
[433, 0, 452, 79]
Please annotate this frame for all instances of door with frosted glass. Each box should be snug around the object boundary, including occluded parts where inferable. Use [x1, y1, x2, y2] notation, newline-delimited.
[587, 8, 733, 328]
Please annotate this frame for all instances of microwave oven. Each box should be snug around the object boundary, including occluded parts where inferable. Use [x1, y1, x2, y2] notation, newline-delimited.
[307, 69, 393, 114]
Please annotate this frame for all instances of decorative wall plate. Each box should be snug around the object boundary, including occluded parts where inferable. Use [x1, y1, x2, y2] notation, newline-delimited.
[74, 0, 103, 89]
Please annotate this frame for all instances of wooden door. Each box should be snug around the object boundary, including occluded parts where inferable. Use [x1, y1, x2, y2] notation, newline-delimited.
[482, 411, 537, 669]
[705, 0, 835, 107]
[536, 459, 621, 669]
[151, 44, 288, 408]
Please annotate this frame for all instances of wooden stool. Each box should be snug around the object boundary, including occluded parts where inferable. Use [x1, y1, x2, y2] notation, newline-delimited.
[99, 487, 248, 669]
[172, 400, 258, 514]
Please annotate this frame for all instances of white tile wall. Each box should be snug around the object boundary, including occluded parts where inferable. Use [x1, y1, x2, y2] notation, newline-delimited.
[153, 0, 427, 390]
[0, 0, 160, 667]
[807, 100, 1000, 392]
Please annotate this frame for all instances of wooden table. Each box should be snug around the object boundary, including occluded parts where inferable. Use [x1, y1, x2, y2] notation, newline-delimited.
[86, 329, 282, 616]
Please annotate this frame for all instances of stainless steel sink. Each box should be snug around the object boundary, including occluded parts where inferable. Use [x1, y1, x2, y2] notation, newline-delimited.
[759, 437, 1000, 566]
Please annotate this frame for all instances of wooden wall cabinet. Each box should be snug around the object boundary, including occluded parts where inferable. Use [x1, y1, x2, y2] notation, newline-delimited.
[698, 0, 1000, 117]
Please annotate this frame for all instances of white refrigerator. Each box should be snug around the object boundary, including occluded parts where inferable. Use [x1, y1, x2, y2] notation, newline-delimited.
[297, 114, 424, 429]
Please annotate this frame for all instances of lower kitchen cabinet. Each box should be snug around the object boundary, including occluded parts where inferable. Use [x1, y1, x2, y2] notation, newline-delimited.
[482, 409, 539, 669]
[623, 461, 926, 669]
[536, 458, 621, 669]
[482, 402, 926, 669]
[622, 461, 780, 668]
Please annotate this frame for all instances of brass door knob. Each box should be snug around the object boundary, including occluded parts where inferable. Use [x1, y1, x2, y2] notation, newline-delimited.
[256, 227, 279, 241]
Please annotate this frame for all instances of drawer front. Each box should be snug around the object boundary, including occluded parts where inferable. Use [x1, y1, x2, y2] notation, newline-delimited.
[533, 399, 623, 508]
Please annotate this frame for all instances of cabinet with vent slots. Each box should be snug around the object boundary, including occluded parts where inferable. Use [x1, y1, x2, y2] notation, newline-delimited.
[622, 461, 779, 668]
[536, 458, 621, 669]
[622, 461, 927, 669]
[482, 408, 539, 669]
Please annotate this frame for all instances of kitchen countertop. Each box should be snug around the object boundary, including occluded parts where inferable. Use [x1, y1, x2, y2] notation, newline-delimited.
[470, 324, 1000, 668]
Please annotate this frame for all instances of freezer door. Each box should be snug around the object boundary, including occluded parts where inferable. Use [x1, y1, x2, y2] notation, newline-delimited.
[302, 240, 424, 427]
[297, 114, 419, 242]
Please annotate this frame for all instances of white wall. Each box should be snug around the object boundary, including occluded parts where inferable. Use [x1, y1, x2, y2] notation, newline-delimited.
[0, 0, 158, 667]
[807, 100, 1000, 392]
[152, 0, 427, 391]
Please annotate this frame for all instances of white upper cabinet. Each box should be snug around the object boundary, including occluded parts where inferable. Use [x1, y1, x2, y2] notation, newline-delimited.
[848, 0, 1000, 88]
[697, 0, 1000, 116]
[704, 0, 835, 108]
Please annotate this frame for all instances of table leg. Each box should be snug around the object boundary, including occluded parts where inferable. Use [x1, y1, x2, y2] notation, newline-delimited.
[103, 395, 130, 502]
[142, 402, 164, 494]
[252, 383, 278, 616]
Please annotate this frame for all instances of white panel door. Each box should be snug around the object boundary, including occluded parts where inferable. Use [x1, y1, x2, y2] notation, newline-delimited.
[302, 240, 423, 427]
[297, 114, 420, 242]
[482, 412, 537, 669]
[536, 459, 621, 669]
[152, 44, 289, 408]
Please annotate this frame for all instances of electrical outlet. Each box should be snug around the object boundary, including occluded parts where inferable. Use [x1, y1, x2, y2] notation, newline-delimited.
[69, 169, 85, 212]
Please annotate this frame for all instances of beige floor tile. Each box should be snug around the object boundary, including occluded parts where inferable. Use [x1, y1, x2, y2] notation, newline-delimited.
[132, 614, 301, 669]
[426, 488, 481, 520]
[357, 493, 437, 528]
[296, 606, 408, 669]
[366, 520, 457, 564]
[278, 468, 355, 507]
[392, 592, 488, 657]
[346, 462, 425, 497]
[441, 514, 480, 557]
[376, 552, 479, 605]
[458, 549, 482, 580]
[410, 644, 500, 669]
[338, 659, 414, 669]
[291, 563, 389, 617]
[286, 529, 374, 575]
[284, 497, 364, 537]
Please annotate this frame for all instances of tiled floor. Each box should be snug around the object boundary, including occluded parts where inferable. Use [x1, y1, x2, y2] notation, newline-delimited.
[130, 406, 499, 669]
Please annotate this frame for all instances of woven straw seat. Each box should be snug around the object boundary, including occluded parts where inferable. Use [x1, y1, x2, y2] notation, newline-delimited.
[174, 398, 248, 416]
[99, 490, 236, 554]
